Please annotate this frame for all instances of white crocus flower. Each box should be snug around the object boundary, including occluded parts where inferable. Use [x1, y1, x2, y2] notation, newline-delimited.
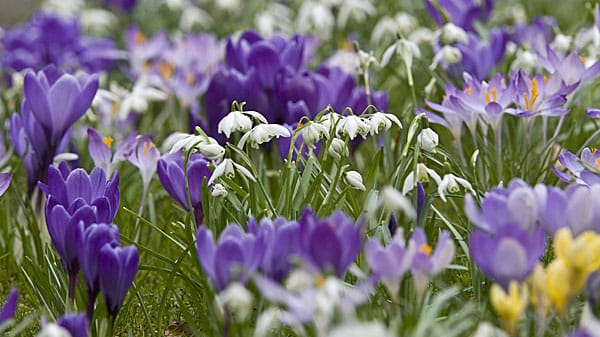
[208, 158, 255, 185]
[238, 124, 291, 149]
[344, 171, 366, 191]
[216, 283, 254, 321]
[328, 138, 348, 160]
[36, 323, 72, 337]
[218, 110, 267, 138]
[438, 174, 474, 202]
[440, 23, 469, 44]
[336, 115, 369, 140]
[367, 112, 402, 135]
[401, 163, 442, 195]
[417, 128, 439, 152]
[301, 121, 329, 149]
[379, 186, 416, 219]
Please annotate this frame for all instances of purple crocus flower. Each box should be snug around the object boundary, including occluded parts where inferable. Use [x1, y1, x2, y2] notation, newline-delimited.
[157, 152, 212, 223]
[565, 330, 595, 337]
[469, 223, 546, 289]
[0, 173, 11, 198]
[365, 231, 416, 296]
[298, 208, 362, 277]
[536, 46, 600, 94]
[0, 288, 18, 324]
[506, 69, 568, 117]
[87, 128, 137, 177]
[425, 0, 494, 32]
[125, 26, 169, 78]
[1, 12, 121, 75]
[10, 66, 98, 193]
[409, 228, 455, 294]
[586, 270, 600, 314]
[104, 0, 137, 12]
[127, 136, 160, 194]
[554, 148, 600, 186]
[537, 184, 600, 235]
[250, 217, 302, 283]
[97, 244, 139, 317]
[196, 224, 266, 291]
[77, 223, 120, 319]
[453, 28, 508, 81]
[464, 179, 540, 233]
[56, 313, 89, 337]
[38, 163, 119, 297]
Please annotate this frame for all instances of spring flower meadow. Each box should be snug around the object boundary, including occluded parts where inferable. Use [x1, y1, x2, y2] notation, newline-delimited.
[3, 0, 600, 336]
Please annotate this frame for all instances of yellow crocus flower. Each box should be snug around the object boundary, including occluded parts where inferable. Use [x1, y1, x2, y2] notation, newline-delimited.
[490, 281, 528, 334]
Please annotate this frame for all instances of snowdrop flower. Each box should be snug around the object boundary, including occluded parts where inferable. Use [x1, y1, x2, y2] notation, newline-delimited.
[328, 138, 348, 160]
[238, 124, 291, 149]
[336, 0, 376, 28]
[180, 6, 213, 30]
[440, 23, 469, 44]
[438, 174, 474, 202]
[53, 153, 78, 166]
[119, 78, 168, 119]
[336, 115, 369, 140]
[326, 321, 394, 337]
[211, 183, 227, 197]
[344, 171, 366, 191]
[196, 143, 225, 161]
[81, 9, 118, 35]
[552, 34, 572, 53]
[218, 110, 267, 138]
[297, 1, 334, 39]
[42, 0, 84, 17]
[417, 128, 439, 152]
[430, 46, 462, 70]
[208, 158, 255, 185]
[371, 13, 418, 44]
[381, 38, 421, 68]
[301, 121, 329, 149]
[378, 186, 416, 219]
[36, 323, 72, 337]
[216, 283, 254, 321]
[401, 163, 442, 195]
[163, 131, 224, 160]
[366, 112, 402, 135]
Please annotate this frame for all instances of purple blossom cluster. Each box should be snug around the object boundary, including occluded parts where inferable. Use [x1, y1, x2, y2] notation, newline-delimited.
[466, 178, 600, 289]
[1, 12, 122, 77]
[39, 163, 138, 322]
[201, 30, 388, 141]
[555, 148, 600, 185]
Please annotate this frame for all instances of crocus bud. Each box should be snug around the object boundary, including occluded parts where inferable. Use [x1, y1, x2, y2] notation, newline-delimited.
[345, 170, 366, 191]
[417, 128, 438, 152]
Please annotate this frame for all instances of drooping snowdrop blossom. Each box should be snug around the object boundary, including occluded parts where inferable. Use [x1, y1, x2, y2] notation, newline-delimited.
[238, 123, 291, 149]
[218, 109, 267, 138]
[328, 138, 349, 160]
[401, 163, 442, 195]
[163, 130, 225, 161]
[300, 121, 329, 150]
[437, 173, 474, 202]
[417, 128, 439, 152]
[365, 112, 402, 136]
[344, 171, 366, 191]
[207, 158, 256, 185]
[335, 114, 369, 140]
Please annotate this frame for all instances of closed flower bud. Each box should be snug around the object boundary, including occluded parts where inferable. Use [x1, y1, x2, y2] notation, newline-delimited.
[441, 23, 468, 44]
[345, 170, 366, 191]
[328, 138, 348, 160]
[197, 143, 225, 161]
[417, 128, 438, 152]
